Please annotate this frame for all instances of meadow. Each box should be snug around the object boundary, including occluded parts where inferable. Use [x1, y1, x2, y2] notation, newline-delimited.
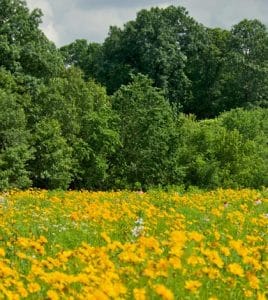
[0, 189, 267, 299]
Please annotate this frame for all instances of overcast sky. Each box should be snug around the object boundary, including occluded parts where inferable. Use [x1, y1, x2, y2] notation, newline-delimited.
[26, 0, 268, 47]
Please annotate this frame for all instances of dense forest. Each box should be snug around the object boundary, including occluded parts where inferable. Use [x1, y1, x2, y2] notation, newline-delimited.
[0, 0, 267, 191]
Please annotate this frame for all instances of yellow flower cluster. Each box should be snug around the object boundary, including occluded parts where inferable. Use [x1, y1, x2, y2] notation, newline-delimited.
[0, 188, 267, 299]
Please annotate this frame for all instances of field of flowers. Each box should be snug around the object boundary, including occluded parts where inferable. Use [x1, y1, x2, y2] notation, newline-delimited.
[0, 189, 267, 299]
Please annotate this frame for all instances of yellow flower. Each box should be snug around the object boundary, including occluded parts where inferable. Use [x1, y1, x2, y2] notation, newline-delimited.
[220, 246, 230, 256]
[228, 263, 244, 277]
[211, 208, 222, 217]
[100, 232, 111, 244]
[16, 251, 27, 259]
[47, 290, 59, 300]
[0, 248, 5, 256]
[38, 235, 48, 244]
[91, 290, 109, 300]
[154, 284, 174, 300]
[17, 285, 28, 298]
[247, 273, 260, 289]
[214, 230, 220, 241]
[244, 290, 253, 297]
[168, 257, 182, 269]
[188, 231, 204, 242]
[133, 288, 146, 300]
[70, 211, 79, 221]
[229, 240, 249, 257]
[202, 249, 224, 268]
[202, 267, 220, 279]
[185, 280, 202, 293]
[257, 292, 267, 300]
[28, 282, 41, 293]
[187, 256, 205, 266]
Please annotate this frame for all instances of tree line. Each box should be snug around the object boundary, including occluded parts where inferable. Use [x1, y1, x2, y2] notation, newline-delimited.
[0, 0, 267, 190]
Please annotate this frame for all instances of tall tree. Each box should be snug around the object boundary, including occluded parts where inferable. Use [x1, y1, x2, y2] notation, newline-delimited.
[216, 19, 268, 112]
[31, 119, 73, 189]
[110, 74, 180, 189]
[0, 71, 32, 189]
[183, 28, 230, 118]
[60, 39, 103, 80]
[30, 67, 119, 189]
[0, 0, 64, 78]
[99, 6, 207, 110]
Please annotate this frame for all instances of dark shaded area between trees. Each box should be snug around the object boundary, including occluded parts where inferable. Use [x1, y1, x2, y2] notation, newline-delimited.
[0, 0, 267, 190]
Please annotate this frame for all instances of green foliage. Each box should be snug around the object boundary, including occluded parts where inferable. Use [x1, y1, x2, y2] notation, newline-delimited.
[174, 112, 268, 188]
[29, 67, 119, 189]
[96, 6, 205, 109]
[73, 79, 120, 189]
[60, 39, 103, 80]
[111, 74, 181, 189]
[0, 0, 64, 78]
[31, 119, 72, 190]
[0, 88, 32, 189]
[216, 20, 268, 112]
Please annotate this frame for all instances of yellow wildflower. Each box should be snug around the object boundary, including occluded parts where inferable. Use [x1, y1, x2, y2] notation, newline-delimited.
[228, 263, 244, 277]
[257, 292, 267, 300]
[202, 267, 220, 279]
[16, 252, 27, 259]
[187, 256, 205, 266]
[185, 280, 202, 293]
[154, 284, 174, 300]
[169, 257, 182, 269]
[101, 232, 111, 244]
[188, 231, 204, 242]
[38, 235, 48, 244]
[244, 290, 253, 297]
[247, 273, 260, 289]
[28, 282, 41, 293]
[70, 211, 79, 221]
[47, 290, 59, 300]
[211, 208, 222, 217]
[220, 246, 230, 256]
[0, 248, 5, 256]
[202, 249, 224, 268]
[133, 288, 146, 300]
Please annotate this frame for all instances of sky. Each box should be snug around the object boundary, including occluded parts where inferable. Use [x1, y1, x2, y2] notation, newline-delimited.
[25, 0, 268, 47]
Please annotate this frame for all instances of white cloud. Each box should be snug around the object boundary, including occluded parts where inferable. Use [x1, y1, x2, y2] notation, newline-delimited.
[26, 0, 60, 45]
[26, 0, 268, 46]
[177, 0, 268, 28]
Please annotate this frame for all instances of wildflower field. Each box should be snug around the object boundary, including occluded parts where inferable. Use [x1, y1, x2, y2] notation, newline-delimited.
[0, 189, 267, 300]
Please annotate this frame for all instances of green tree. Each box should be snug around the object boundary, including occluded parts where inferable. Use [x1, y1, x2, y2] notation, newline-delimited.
[0, 0, 64, 78]
[216, 20, 268, 112]
[31, 119, 72, 189]
[111, 74, 180, 189]
[218, 108, 268, 187]
[99, 6, 207, 110]
[74, 79, 120, 189]
[30, 67, 119, 189]
[60, 39, 103, 80]
[0, 86, 32, 189]
[175, 113, 267, 188]
[183, 28, 230, 118]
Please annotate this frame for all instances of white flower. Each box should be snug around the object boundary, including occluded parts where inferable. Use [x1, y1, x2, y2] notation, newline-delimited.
[254, 199, 262, 205]
[132, 225, 144, 238]
[132, 217, 144, 237]
[0, 196, 7, 208]
[135, 217, 144, 225]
